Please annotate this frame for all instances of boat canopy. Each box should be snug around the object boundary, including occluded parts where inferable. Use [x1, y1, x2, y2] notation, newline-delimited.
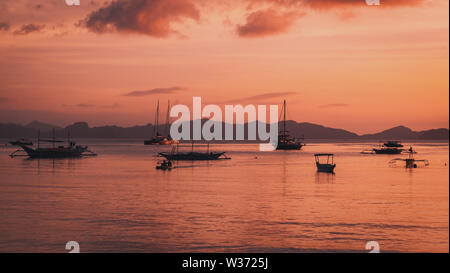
[314, 153, 334, 156]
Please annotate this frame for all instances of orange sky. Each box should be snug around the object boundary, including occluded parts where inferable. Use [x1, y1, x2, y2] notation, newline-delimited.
[0, 0, 448, 134]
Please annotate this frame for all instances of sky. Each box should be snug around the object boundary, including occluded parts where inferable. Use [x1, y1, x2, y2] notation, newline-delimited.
[0, 0, 448, 134]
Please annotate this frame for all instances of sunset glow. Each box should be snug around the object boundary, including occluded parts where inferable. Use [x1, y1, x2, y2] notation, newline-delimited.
[0, 0, 448, 134]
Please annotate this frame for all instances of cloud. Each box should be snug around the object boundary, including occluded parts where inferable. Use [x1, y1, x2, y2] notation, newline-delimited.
[319, 103, 349, 108]
[81, 0, 200, 37]
[235, 0, 425, 37]
[236, 8, 304, 38]
[123, 86, 186, 97]
[101, 103, 122, 108]
[13, 24, 45, 35]
[252, 0, 425, 9]
[76, 103, 96, 108]
[0, 22, 10, 31]
[62, 103, 121, 108]
[228, 92, 298, 103]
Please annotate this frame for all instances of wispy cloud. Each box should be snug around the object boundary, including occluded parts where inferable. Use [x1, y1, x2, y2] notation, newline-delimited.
[123, 86, 186, 97]
[319, 103, 349, 108]
[228, 92, 298, 103]
[62, 103, 122, 108]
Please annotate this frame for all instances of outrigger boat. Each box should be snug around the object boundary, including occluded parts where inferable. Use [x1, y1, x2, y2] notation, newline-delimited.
[389, 147, 429, 168]
[159, 142, 230, 161]
[314, 154, 336, 173]
[277, 100, 304, 150]
[9, 129, 96, 158]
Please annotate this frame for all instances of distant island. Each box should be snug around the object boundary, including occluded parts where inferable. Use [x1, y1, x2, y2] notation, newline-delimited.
[0, 120, 448, 140]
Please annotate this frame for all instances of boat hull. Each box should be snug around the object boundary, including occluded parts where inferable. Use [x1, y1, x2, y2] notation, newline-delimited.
[316, 163, 336, 173]
[159, 152, 226, 161]
[20, 145, 86, 158]
[276, 143, 303, 150]
[373, 148, 402, 154]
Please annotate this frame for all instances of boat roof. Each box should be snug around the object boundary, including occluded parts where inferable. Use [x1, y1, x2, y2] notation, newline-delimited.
[314, 153, 334, 156]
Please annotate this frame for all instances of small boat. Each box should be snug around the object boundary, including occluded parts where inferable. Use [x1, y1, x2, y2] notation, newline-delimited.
[383, 141, 403, 148]
[156, 160, 173, 170]
[277, 100, 304, 150]
[315, 153, 336, 173]
[9, 138, 33, 146]
[389, 147, 429, 168]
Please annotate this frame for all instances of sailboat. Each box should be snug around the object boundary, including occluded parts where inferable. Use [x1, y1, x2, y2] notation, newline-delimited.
[276, 100, 304, 150]
[144, 100, 164, 145]
[159, 100, 179, 145]
[144, 100, 178, 145]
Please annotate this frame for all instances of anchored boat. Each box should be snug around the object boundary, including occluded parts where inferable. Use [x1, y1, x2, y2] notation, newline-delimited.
[9, 129, 96, 158]
[144, 100, 179, 145]
[314, 153, 336, 173]
[277, 100, 304, 150]
[389, 147, 429, 168]
[373, 147, 403, 154]
[159, 143, 229, 161]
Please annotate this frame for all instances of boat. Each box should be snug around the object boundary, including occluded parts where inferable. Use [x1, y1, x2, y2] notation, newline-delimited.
[9, 129, 96, 158]
[314, 153, 336, 173]
[159, 143, 229, 161]
[383, 141, 403, 148]
[9, 138, 33, 146]
[145, 100, 164, 145]
[156, 160, 173, 170]
[373, 147, 403, 154]
[277, 100, 304, 150]
[159, 151, 227, 161]
[389, 147, 429, 168]
[144, 100, 179, 145]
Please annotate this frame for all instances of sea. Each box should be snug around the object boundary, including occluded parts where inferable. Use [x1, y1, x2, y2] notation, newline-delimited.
[0, 140, 448, 252]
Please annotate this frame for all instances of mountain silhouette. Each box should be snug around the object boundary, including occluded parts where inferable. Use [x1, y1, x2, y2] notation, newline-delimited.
[0, 120, 448, 140]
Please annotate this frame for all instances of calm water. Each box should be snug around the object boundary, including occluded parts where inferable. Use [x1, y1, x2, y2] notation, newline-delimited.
[0, 140, 448, 253]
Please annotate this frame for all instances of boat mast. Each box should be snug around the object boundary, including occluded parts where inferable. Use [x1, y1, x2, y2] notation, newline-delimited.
[164, 100, 170, 137]
[283, 99, 286, 134]
[38, 129, 40, 149]
[154, 100, 160, 137]
[52, 128, 55, 148]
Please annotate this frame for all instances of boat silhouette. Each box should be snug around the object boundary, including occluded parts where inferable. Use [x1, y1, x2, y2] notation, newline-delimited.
[10, 129, 96, 158]
[277, 100, 304, 150]
[159, 143, 229, 161]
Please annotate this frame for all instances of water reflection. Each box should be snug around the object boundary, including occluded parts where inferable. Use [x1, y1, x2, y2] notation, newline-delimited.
[315, 172, 336, 184]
